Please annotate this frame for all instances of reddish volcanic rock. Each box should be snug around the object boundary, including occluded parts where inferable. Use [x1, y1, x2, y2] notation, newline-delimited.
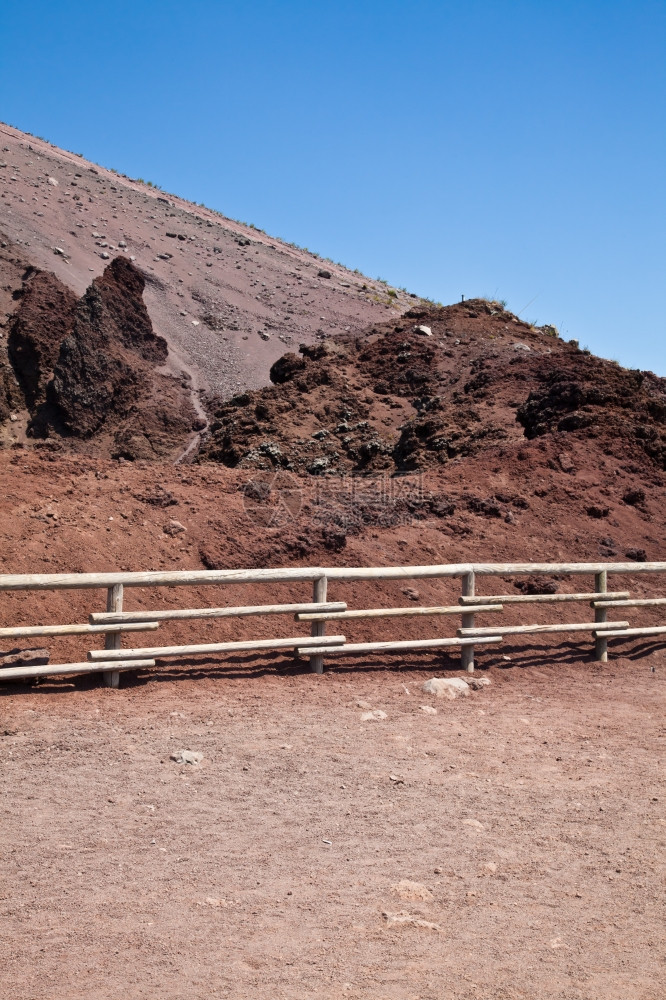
[5, 256, 196, 459]
[201, 299, 666, 476]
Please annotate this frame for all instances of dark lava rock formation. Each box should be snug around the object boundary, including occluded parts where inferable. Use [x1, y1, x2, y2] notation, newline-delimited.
[6, 257, 197, 459]
[200, 299, 666, 476]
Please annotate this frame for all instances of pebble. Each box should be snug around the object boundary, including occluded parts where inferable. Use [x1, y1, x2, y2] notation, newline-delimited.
[360, 709, 387, 721]
[163, 519, 186, 536]
[392, 880, 432, 901]
[415, 325, 432, 336]
[382, 911, 441, 932]
[170, 750, 203, 765]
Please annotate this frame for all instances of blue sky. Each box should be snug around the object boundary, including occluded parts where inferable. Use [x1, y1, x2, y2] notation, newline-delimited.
[1, 0, 664, 372]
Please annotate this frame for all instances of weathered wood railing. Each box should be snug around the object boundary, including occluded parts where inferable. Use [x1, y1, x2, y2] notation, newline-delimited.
[0, 562, 664, 686]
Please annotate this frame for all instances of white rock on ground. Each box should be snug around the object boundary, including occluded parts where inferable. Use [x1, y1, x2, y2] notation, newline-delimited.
[422, 677, 470, 699]
[392, 880, 433, 901]
[170, 750, 203, 765]
[360, 709, 387, 721]
[382, 911, 441, 931]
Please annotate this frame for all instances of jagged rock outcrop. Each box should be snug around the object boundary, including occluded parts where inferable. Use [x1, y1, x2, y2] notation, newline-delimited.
[6, 257, 196, 459]
[200, 299, 666, 475]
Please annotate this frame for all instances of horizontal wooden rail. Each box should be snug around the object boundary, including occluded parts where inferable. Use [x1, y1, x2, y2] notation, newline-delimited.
[0, 622, 159, 639]
[458, 621, 629, 637]
[297, 636, 503, 657]
[88, 635, 347, 662]
[1, 563, 665, 591]
[595, 626, 666, 638]
[460, 592, 630, 606]
[91, 602, 347, 625]
[592, 598, 666, 609]
[0, 659, 156, 681]
[295, 604, 504, 622]
[0, 568, 329, 591]
[325, 564, 666, 579]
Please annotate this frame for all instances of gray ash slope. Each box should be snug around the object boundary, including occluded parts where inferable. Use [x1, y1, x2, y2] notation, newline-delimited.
[0, 120, 418, 409]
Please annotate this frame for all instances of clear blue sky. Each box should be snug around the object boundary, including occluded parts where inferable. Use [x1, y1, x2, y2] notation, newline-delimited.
[1, 1, 664, 372]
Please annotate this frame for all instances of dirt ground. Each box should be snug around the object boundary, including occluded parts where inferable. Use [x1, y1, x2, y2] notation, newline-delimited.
[2, 648, 664, 1000]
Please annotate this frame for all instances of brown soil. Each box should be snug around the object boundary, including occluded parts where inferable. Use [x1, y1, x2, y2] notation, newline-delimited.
[2, 654, 664, 1000]
[0, 449, 663, 699]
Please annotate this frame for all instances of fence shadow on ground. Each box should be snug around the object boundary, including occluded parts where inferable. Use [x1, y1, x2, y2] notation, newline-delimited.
[2, 637, 663, 696]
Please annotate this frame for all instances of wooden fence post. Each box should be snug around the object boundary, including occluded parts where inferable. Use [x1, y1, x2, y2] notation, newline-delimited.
[103, 584, 123, 688]
[461, 571, 475, 673]
[309, 575, 327, 675]
[594, 570, 607, 662]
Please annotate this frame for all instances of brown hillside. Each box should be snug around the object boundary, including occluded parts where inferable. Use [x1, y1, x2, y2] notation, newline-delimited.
[0, 124, 663, 574]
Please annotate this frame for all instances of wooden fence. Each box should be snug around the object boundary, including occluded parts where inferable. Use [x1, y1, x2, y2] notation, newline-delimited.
[0, 562, 665, 686]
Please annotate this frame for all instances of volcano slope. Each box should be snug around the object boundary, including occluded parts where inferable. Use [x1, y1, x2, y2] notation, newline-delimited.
[196, 297, 665, 565]
[0, 295, 663, 598]
[0, 120, 417, 407]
